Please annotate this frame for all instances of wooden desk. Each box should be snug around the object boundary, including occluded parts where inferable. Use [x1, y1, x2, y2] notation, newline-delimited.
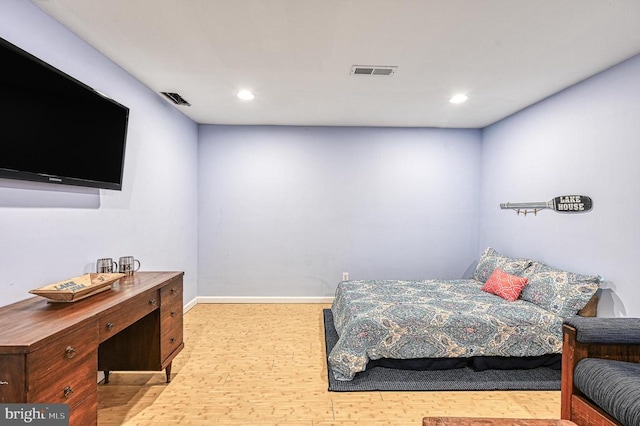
[0, 271, 184, 426]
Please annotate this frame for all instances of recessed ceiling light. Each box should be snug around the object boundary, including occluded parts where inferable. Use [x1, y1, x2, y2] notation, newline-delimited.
[237, 90, 255, 101]
[449, 94, 468, 104]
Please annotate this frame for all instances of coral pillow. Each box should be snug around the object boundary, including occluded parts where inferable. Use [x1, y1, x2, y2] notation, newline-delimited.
[482, 268, 529, 302]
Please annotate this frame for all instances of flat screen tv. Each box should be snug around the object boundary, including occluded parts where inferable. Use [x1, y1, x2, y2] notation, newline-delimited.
[0, 37, 129, 190]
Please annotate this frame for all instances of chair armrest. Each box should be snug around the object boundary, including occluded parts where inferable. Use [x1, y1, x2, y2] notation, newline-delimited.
[561, 320, 640, 421]
[563, 317, 640, 344]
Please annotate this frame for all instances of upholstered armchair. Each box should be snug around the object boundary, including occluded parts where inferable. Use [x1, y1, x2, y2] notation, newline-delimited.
[561, 317, 640, 426]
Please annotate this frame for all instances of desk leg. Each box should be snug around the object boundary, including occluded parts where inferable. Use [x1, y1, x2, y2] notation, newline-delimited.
[165, 362, 172, 383]
[103, 370, 110, 384]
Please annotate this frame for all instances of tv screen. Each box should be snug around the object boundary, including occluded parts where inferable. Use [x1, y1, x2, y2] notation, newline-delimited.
[0, 37, 129, 190]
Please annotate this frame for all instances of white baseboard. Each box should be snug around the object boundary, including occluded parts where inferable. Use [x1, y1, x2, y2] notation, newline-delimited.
[183, 297, 198, 312]
[197, 296, 334, 304]
[181, 296, 333, 313]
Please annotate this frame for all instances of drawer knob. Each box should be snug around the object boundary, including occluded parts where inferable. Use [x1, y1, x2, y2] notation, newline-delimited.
[170, 288, 177, 294]
[106, 322, 115, 331]
[149, 298, 157, 306]
[171, 311, 177, 317]
[65, 346, 76, 359]
[63, 386, 74, 399]
[170, 337, 176, 344]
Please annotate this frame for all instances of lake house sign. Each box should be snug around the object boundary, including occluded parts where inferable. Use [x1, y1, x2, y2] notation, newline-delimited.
[500, 195, 593, 216]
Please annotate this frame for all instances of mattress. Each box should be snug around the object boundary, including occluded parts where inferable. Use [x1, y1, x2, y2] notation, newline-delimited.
[328, 279, 564, 381]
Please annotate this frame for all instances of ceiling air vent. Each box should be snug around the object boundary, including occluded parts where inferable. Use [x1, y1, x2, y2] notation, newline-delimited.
[161, 92, 191, 106]
[350, 65, 397, 76]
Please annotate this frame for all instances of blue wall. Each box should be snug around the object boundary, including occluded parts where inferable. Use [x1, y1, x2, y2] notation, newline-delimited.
[480, 54, 640, 317]
[0, 1, 199, 306]
[198, 126, 482, 297]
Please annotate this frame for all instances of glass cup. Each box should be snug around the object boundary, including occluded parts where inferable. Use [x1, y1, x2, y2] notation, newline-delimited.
[96, 258, 117, 273]
[118, 256, 141, 276]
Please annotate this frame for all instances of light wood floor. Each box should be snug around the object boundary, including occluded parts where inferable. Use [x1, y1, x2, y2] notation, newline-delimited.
[97, 304, 561, 425]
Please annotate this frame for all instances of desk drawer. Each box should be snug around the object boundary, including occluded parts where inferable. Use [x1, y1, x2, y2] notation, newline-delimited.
[161, 303, 183, 331]
[28, 352, 97, 406]
[28, 320, 98, 381]
[0, 355, 25, 402]
[161, 320, 183, 360]
[161, 290, 183, 323]
[69, 390, 97, 426]
[161, 280, 182, 308]
[99, 288, 159, 342]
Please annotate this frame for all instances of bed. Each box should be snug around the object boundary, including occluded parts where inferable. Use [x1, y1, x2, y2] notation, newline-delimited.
[328, 248, 600, 381]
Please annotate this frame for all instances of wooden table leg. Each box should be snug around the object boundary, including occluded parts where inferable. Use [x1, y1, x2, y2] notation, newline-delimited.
[165, 362, 172, 383]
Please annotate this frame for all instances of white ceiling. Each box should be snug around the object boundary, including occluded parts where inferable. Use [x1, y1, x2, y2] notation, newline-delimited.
[32, 0, 640, 128]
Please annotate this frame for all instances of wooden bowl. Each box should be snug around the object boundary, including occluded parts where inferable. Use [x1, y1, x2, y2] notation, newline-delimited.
[29, 273, 125, 302]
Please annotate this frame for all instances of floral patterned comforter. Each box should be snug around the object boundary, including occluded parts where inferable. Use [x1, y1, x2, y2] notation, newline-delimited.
[328, 279, 564, 381]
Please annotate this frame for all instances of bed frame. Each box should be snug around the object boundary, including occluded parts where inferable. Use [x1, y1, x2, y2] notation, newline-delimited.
[576, 294, 598, 318]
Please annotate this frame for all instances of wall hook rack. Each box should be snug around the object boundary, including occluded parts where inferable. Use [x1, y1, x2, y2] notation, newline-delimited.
[500, 195, 592, 216]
